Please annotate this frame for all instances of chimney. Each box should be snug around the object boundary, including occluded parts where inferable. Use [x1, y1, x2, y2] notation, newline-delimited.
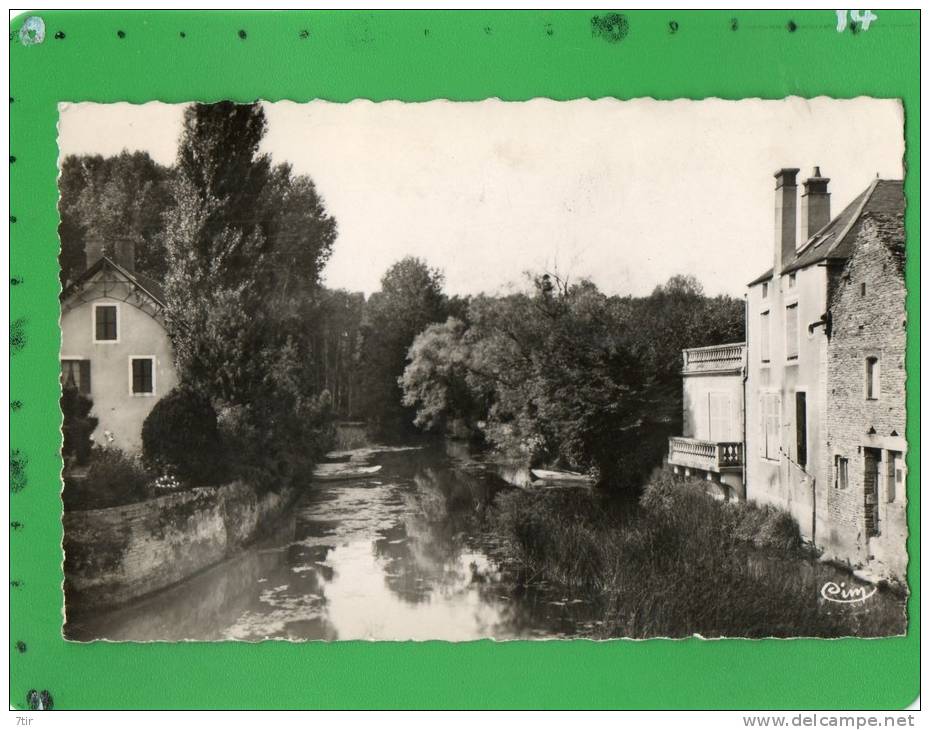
[114, 239, 135, 272]
[773, 168, 800, 276]
[800, 166, 831, 241]
[84, 238, 105, 270]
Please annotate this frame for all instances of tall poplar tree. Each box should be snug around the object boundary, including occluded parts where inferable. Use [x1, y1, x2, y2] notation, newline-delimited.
[162, 102, 337, 486]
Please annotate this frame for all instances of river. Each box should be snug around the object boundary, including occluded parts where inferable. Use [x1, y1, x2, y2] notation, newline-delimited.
[65, 442, 602, 642]
[65, 441, 905, 641]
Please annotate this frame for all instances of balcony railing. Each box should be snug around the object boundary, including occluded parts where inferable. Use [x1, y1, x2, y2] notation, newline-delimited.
[682, 342, 746, 374]
[668, 437, 743, 472]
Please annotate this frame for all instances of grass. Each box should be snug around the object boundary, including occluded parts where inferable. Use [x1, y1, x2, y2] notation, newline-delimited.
[491, 469, 906, 638]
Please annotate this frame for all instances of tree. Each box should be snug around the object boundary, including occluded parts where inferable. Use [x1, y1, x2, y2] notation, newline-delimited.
[309, 289, 365, 417]
[400, 317, 490, 435]
[162, 102, 336, 488]
[398, 272, 745, 491]
[58, 151, 173, 286]
[358, 257, 449, 434]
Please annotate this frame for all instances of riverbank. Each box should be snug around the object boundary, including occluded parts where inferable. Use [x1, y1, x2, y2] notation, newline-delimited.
[490, 468, 907, 638]
[63, 480, 300, 619]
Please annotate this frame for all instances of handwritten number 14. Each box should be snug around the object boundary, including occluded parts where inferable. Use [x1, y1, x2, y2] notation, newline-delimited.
[836, 10, 878, 32]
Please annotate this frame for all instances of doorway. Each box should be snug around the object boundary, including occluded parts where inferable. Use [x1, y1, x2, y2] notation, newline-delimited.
[863, 448, 882, 538]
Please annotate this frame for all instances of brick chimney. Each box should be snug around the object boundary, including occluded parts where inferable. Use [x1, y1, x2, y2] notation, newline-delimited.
[800, 166, 831, 241]
[773, 168, 800, 276]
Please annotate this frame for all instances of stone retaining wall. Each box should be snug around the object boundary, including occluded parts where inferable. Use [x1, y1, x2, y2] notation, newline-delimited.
[63, 481, 297, 613]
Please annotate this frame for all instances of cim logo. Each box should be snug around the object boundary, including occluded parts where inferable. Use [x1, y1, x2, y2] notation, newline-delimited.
[820, 581, 877, 604]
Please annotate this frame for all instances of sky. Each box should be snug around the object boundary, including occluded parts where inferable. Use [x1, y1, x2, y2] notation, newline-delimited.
[58, 98, 904, 298]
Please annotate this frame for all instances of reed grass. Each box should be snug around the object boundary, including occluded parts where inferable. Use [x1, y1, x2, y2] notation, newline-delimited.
[491, 469, 906, 638]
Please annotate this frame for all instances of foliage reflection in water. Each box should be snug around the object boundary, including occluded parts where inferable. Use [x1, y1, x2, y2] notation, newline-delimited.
[65, 445, 599, 642]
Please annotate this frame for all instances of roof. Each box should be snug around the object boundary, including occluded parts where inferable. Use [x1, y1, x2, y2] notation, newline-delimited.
[748, 178, 904, 286]
[61, 256, 167, 308]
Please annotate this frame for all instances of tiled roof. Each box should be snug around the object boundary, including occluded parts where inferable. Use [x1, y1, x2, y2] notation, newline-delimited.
[748, 178, 905, 286]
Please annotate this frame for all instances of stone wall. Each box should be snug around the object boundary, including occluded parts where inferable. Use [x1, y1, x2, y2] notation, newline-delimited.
[824, 213, 907, 580]
[63, 481, 298, 613]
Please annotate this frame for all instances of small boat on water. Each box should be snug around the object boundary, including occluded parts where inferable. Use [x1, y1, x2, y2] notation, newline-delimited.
[529, 468, 595, 487]
[312, 464, 383, 482]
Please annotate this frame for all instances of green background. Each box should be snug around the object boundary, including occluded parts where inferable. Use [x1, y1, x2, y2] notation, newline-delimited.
[9, 10, 920, 709]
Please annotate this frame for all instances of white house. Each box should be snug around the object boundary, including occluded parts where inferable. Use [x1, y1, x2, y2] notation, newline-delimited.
[60, 242, 178, 454]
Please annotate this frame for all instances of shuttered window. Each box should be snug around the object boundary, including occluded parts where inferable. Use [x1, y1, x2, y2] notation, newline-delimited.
[785, 303, 799, 359]
[131, 357, 155, 395]
[887, 451, 903, 503]
[761, 392, 781, 460]
[835, 456, 849, 489]
[61, 359, 91, 395]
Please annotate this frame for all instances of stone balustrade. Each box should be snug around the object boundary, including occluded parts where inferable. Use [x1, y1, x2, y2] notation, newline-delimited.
[668, 437, 743, 472]
[682, 342, 746, 374]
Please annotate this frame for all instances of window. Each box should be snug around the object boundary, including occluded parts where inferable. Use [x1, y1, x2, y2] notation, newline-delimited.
[865, 356, 880, 400]
[760, 311, 771, 363]
[708, 392, 731, 441]
[835, 456, 849, 489]
[785, 303, 799, 360]
[61, 359, 91, 395]
[795, 391, 807, 468]
[860, 282, 867, 297]
[887, 451, 904, 503]
[762, 282, 769, 299]
[788, 273, 797, 289]
[130, 357, 155, 396]
[94, 304, 118, 342]
[761, 392, 781, 460]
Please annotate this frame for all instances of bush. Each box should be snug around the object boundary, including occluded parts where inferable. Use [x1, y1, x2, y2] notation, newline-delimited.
[490, 469, 903, 638]
[141, 385, 224, 485]
[63, 447, 151, 511]
[217, 391, 335, 493]
[61, 386, 98, 467]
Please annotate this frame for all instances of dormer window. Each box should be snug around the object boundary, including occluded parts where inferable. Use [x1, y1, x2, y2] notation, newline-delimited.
[94, 303, 119, 343]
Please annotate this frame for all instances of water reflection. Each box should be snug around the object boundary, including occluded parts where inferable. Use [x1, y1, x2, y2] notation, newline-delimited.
[66, 445, 598, 642]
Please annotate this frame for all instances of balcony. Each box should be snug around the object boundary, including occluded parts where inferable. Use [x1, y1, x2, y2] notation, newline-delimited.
[682, 342, 746, 374]
[668, 437, 743, 473]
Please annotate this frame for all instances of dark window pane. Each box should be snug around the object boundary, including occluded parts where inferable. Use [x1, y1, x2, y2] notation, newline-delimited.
[795, 392, 807, 467]
[132, 358, 153, 394]
[96, 305, 118, 340]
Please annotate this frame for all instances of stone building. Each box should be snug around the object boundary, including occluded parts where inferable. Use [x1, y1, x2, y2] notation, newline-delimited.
[60, 242, 178, 454]
[671, 168, 907, 581]
[823, 210, 907, 579]
[743, 169, 905, 580]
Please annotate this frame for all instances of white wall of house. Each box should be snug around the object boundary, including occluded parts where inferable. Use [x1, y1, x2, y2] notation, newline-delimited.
[60, 277, 178, 455]
[745, 263, 830, 542]
[682, 374, 743, 443]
